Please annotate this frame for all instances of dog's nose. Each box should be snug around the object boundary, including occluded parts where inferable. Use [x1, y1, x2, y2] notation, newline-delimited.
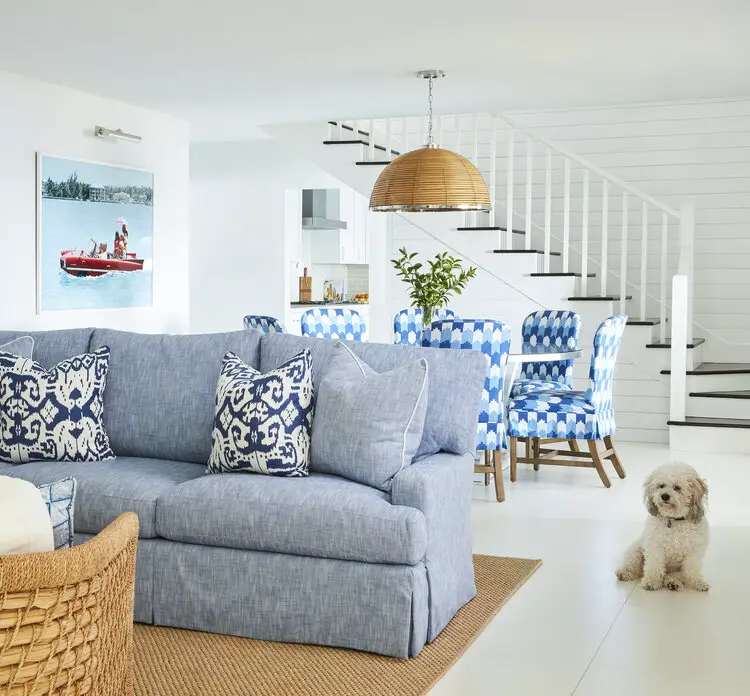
[661, 493, 671, 502]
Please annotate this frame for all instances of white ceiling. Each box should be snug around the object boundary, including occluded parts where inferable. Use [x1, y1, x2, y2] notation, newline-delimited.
[0, 0, 748, 141]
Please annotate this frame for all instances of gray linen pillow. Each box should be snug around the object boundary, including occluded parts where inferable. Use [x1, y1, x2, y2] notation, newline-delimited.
[311, 342, 429, 491]
[0, 336, 34, 359]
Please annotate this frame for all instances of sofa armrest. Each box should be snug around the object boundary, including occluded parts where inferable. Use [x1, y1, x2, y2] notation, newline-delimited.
[392, 452, 476, 642]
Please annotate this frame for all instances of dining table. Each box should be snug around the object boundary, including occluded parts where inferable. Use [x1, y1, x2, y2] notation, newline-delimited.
[504, 344, 583, 404]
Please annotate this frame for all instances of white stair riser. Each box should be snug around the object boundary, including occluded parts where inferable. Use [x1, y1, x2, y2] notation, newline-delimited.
[686, 373, 750, 392]
[687, 396, 750, 420]
[670, 425, 750, 454]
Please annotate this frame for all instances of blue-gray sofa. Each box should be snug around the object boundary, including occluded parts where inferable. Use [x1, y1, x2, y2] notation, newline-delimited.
[0, 327, 487, 658]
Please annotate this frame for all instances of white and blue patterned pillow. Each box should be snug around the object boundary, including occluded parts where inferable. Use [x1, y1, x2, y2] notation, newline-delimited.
[208, 350, 313, 477]
[37, 477, 76, 550]
[0, 347, 114, 464]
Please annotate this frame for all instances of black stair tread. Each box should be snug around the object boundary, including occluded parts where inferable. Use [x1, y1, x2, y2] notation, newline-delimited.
[355, 161, 393, 165]
[661, 363, 750, 376]
[323, 140, 399, 156]
[567, 295, 632, 301]
[646, 338, 705, 349]
[530, 272, 596, 278]
[667, 416, 750, 429]
[328, 121, 368, 137]
[627, 318, 660, 326]
[492, 249, 562, 256]
[458, 226, 525, 235]
[689, 390, 750, 399]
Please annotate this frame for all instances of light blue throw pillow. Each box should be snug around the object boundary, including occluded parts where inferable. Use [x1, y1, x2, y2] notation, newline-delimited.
[208, 350, 314, 477]
[311, 342, 429, 491]
[0, 336, 34, 359]
[37, 477, 76, 550]
[0, 347, 114, 464]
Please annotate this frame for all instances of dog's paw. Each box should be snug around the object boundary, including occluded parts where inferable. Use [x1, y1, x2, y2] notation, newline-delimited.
[616, 569, 637, 582]
[692, 580, 710, 592]
[665, 576, 684, 592]
[641, 578, 663, 591]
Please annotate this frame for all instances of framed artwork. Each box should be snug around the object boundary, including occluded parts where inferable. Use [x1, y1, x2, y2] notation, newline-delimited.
[37, 154, 154, 312]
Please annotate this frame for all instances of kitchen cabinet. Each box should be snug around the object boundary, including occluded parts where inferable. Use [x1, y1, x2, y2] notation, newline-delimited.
[309, 191, 370, 265]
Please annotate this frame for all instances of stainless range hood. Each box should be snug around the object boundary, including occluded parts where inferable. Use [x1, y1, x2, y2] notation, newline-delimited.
[301, 189, 347, 230]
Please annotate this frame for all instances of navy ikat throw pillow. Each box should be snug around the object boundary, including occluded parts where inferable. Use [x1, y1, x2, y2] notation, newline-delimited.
[208, 350, 313, 477]
[0, 347, 114, 464]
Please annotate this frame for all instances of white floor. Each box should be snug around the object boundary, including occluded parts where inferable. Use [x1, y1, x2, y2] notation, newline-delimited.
[430, 442, 750, 696]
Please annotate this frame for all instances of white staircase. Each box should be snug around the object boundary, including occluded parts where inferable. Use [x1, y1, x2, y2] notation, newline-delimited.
[264, 113, 750, 451]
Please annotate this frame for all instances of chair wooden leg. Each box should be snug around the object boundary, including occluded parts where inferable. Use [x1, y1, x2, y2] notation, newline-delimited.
[510, 437, 518, 483]
[533, 437, 541, 471]
[492, 450, 505, 502]
[484, 450, 491, 486]
[568, 439, 580, 453]
[587, 440, 611, 488]
[605, 435, 626, 479]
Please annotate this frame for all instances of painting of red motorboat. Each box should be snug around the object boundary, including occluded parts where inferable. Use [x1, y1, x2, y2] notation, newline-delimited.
[60, 249, 145, 277]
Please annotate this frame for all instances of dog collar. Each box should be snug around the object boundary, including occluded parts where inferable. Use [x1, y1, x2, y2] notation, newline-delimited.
[666, 517, 686, 528]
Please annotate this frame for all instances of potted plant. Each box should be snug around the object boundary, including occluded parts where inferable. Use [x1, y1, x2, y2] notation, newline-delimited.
[391, 247, 477, 329]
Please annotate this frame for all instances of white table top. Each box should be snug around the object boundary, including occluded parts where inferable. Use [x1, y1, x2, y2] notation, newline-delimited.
[507, 347, 583, 364]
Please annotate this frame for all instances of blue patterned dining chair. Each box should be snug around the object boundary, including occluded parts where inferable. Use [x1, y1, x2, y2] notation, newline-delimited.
[243, 315, 285, 333]
[422, 319, 512, 502]
[510, 310, 582, 398]
[393, 308, 460, 346]
[507, 315, 628, 488]
[301, 307, 366, 341]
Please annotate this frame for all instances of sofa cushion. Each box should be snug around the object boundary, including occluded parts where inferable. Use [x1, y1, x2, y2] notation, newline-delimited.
[89, 329, 263, 463]
[0, 457, 204, 538]
[311, 342, 429, 491]
[260, 333, 488, 459]
[156, 471, 428, 565]
[0, 347, 114, 464]
[208, 350, 313, 477]
[0, 329, 94, 370]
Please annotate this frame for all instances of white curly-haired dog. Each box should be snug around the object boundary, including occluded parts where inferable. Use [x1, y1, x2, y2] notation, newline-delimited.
[616, 463, 709, 592]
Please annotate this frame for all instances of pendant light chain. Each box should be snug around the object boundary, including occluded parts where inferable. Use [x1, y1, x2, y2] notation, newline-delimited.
[427, 74, 434, 147]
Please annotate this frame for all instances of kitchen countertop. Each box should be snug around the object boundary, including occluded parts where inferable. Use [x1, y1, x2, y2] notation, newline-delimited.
[290, 301, 369, 307]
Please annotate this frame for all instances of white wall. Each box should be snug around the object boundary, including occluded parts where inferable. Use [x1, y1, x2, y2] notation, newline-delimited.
[0, 70, 190, 333]
[508, 97, 750, 361]
[190, 139, 344, 333]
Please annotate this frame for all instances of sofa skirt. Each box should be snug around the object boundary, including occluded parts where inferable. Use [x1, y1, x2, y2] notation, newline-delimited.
[77, 534, 430, 658]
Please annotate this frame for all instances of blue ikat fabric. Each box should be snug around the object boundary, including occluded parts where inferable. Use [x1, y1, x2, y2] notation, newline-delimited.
[208, 350, 314, 477]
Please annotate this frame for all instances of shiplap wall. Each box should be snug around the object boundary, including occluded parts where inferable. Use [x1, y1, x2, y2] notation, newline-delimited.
[506, 98, 750, 361]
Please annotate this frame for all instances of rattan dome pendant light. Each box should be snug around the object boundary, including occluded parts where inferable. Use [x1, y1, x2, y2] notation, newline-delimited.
[370, 71, 491, 212]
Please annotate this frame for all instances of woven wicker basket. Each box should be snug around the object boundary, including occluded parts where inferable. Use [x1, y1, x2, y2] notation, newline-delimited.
[0, 513, 139, 696]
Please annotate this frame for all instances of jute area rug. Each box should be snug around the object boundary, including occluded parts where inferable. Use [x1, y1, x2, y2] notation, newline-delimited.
[133, 555, 541, 696]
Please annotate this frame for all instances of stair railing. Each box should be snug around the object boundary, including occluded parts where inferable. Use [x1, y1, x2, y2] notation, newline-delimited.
[327, 114, 695, 344]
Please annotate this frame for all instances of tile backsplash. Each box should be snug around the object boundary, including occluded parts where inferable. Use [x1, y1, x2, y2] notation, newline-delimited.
[291, 264, 369, 302]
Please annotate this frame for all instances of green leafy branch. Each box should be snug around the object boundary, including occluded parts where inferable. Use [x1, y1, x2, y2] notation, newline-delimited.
[391, 247, 477, 318]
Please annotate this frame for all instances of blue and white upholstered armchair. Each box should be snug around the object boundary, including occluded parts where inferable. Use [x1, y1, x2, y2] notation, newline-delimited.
[507, 315, 628, 488]
[243, 315, 285, 333]
[301, 308, 367, 341]
[393, 308, 459, 346]
[510, 310, 582, 398]
[422, 319, 512, 501]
